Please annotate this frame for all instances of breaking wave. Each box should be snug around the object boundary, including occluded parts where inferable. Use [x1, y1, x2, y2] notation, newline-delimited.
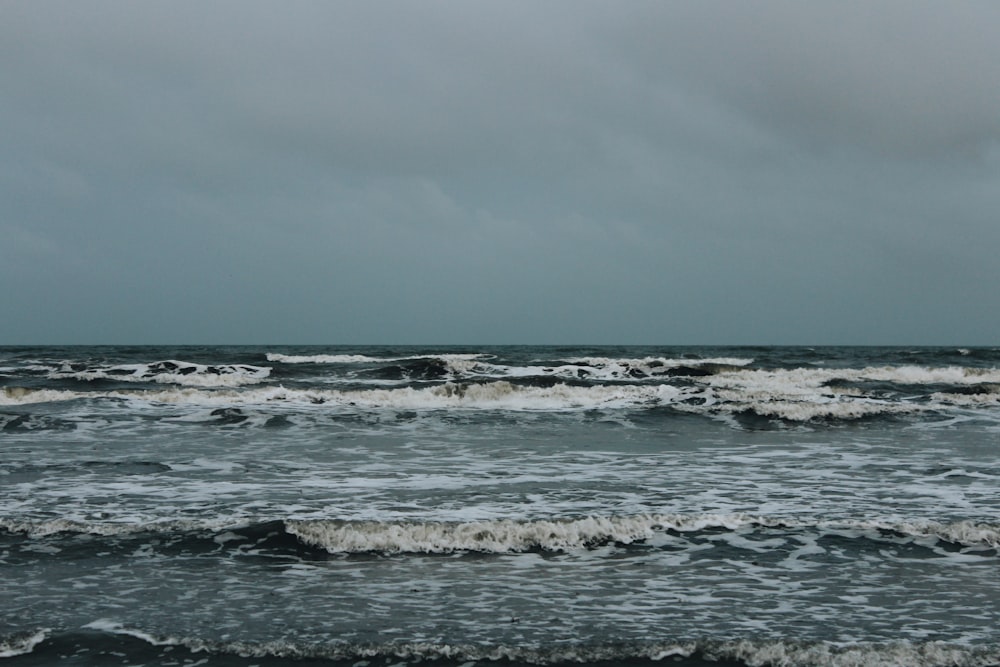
[46, 360, 271, 387]
[4, 514, 998, 553]
[266, 352, 488, 364]
[0, 516, 256, 538]
[0, 629, 49, 658]
[285, 515, 1000, 553]
[0, 380, 915, 421]
[7, 623, 1000, 667]
[5, 358, 999, 424]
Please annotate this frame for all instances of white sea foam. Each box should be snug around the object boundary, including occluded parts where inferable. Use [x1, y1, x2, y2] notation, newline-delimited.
[82, 620, 179, 647]
[683, 364, 1000, 420]
[266, 353, 487, 364]
[707, 639, 1000, 667]
[0, 385, 282, 407]
[61, 624, 1000, 667]
[710, 365, 1000, 391]
[7, 513, 995, 549]
[286, 516, 661, 553]
[686, 391, 917, 421]
[267, 353, 387, 363]
[0, 380, 943, 421]
[333, 381, 682, 411]
[284, 514, 1000, 553]
[931, 390, 1000, 407]
[511, 356, 756, 383]
[0, 516, 255, 538]
[5, 362, 997, 421]
[565, 356, 755, 368]
[0, 387, 87, 405]
[267, 353, 757, 384]
[48, 360, 271, 387]
[860, 365, 1000, 385]
[97, 382, 683, 411]
[0, 629, 49, 658]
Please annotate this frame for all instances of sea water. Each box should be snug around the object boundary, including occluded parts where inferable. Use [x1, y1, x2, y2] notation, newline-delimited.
[1, 345, 999, 666]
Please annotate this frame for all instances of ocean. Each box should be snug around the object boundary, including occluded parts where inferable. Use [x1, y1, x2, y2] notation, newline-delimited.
[1, 345, 999, 667]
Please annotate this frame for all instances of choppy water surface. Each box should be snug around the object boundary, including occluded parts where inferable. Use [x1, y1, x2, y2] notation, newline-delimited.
[2, 345, 999, 666]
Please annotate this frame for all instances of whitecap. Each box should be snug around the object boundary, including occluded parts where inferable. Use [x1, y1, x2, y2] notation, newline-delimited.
[48, 360, 271, 387]
[0, 387, 87, 405]
[0, 629, 49, 658]
[50, 626, 1000, 667]
[81, 619, 178, 647]
[266, 353, 487, 364]
[284, 514, 1000, 554]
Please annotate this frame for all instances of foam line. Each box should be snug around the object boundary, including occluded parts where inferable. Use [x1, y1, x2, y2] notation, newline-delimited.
[0, 629, 49, 658]
[285, 514, 1000, 553]
[31, 625, 1000, 667]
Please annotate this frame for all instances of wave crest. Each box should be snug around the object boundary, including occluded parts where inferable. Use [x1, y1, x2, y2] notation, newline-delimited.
[48, 360, 271, 387]
[286, 514, 1000, 554]
[266, 353, 487, 364]
[3, 514, 998, 553]
[0, 629, 49, 658]
[0, 516, 253, 538]
[33, 623, 1000, 667]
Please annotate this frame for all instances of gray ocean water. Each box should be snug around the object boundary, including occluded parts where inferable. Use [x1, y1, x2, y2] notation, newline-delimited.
[2, 345, 999, 667]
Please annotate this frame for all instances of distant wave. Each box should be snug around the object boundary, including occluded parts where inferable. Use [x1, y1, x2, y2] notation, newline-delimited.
[267, 353, 755, 383]
[269, 356, 1000, 389]
[0, 379, 935, 421]
[4, 514, 998, 552]
[707, 365, 1000, 389]
[562, 356, 755, 376]
[7, 623, 999, 667]
[0, 516, 255, 538]
[46, 360, 271, 387]
[266, 353, 488, 364]
[6, 360, 1000, 423]
[0, 382, 681, 411]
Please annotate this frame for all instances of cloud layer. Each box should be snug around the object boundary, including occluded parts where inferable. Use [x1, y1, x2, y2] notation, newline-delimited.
[3, 2, 999, 344]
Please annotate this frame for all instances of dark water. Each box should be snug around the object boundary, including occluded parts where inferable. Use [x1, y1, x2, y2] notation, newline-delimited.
[2, 346, 999, 666]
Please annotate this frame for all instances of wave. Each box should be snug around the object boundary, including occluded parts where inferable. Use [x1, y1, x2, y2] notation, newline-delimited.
[286, 515, 1000, 553]
[0, 382, 685, 411]
[0, 516, 257, 538]
[683, 395, 918, 421]
[0, 380, 933, 421]
[5, 362, 998, 422]
[931, 389, 1000, 407]
[0, 387, 88, 406]
[4, 514, 998, 552]
[0, 629, 48, 658]
[562, 355, 754, 374]
[46, 360, 271, 387]
[706, 365, 1000, 391]
[8, 623, 1000, 667]
[266, 352, 488, 364]
[0, 380, 913, 421]
[267, 352, 756, 383]
[265, 355, 1000, 392]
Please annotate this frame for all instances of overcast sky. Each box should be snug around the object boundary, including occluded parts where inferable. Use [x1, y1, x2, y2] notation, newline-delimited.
[3, 1, 999, 345]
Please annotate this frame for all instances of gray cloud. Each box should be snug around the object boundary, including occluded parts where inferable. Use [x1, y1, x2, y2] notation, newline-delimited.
[611, 2, 1000, 159]
[2, 1, 999, 344]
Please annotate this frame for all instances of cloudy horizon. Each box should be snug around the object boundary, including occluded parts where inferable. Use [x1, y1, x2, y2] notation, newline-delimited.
[3, 1, 999, 345]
